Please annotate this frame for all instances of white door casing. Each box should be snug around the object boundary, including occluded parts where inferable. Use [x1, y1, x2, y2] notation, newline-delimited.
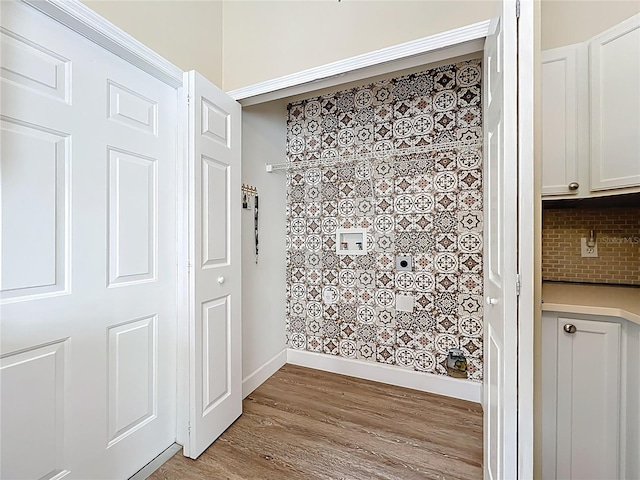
[1, 1, 178, 478]
[185, 71, 242, 459]
[483, 1, 519, 479]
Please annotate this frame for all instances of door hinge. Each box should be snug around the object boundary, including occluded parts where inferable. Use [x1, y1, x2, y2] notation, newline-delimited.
[187, 94, 191, 105]
[186, 260, 191, 272]
[188, 422, 191, 436]
[516, 0, 521, 19]
[516, 274, 521, 297]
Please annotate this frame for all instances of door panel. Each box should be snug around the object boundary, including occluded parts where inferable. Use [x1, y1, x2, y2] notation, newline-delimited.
[107, 80, 158, 134]
[486, 327, 502, 477]
[0, 340, 68, 480]
[201, 98, 231, 147]
[186, 71, 242, 459]
[0, 27, 71, 103]
[108, 148, 157, 286]
[202, 296, 231, 412]
[0, 1, 178, 478]
[107, 315, 157, 446]
[1, 118, 70, 301]
[483, 1, 519, 479]
[202, 156, 230, 266]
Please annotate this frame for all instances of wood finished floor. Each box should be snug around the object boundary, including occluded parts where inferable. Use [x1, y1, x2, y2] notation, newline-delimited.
[149, 365, 483, 480]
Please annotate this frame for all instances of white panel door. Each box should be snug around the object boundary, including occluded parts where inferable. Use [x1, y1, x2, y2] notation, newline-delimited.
[541, 45, 580, 196]
[590, 13, 640, 191]
[0, 1, 178, 478]
[185, 71, 242, 459]
[556, 318, 621, 479]
[482, 1, 519, 479]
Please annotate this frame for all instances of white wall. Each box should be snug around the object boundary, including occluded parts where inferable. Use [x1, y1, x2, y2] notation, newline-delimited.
[80, 1, 640, 92]
[541, 0, 640, 50]
[222, 0, 497, 90]
[82, 0, 224, 87]
[241, 100, 288, 381]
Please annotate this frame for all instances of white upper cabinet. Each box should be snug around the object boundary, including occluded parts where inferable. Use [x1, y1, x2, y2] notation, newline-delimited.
[541, 14, 640, 199]
[590, 14, 640, 191]
[541, 45, 581, 196]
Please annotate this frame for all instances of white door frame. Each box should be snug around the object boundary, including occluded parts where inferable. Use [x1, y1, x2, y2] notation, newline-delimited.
[25, 0, 535, 476]
[227, 5, 535, 479]
[517, 1, 536, 477]
[226, 20, 491, 106]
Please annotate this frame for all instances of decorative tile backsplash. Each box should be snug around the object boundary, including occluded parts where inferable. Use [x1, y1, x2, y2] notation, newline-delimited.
[285, 60, 484, 381]
[543, 207, 640, 286]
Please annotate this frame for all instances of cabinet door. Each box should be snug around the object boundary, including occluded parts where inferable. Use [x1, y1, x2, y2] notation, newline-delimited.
[590, 14, 640, 191]
[556, 317, 621, 479]
[541, 46, 580, 196]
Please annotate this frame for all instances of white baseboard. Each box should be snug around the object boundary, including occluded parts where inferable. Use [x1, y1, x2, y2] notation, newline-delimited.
[286, 349, 481, 404]
[129, 443, 181, 480]
[242, 349, 287, 398]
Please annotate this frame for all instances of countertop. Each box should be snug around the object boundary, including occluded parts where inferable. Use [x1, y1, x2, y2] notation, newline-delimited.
[542, 282, 640, 325]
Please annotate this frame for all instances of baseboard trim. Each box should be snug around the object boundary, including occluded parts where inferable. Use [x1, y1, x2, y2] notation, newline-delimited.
[242, 349, 287, 398]
[128, 443, 181, 480]
[286, 349, 481, 404]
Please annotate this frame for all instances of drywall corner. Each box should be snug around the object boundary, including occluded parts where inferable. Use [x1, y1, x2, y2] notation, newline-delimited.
[241, 99, 288, 381]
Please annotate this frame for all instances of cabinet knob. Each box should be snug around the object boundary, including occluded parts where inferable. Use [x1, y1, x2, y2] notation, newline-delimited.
[486, 297, 498, 306]
[563, 324, 577, 334]
[568, 182, 580, 191]
[218, 276, 225, 284]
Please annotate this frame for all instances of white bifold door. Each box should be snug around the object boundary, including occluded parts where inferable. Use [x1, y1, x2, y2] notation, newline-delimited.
[183, 71, 242, 459]
[1, 1, 178, 478]
[483, 1, 519, 479]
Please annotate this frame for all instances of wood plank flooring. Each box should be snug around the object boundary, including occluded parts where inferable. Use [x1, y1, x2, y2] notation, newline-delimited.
[149, 365, 483, 480]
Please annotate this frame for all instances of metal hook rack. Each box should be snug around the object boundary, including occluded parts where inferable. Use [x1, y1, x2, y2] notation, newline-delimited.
[241, 184, 260, 264]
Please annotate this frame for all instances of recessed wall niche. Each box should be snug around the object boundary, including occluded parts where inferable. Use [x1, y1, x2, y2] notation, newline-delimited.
[336, 228, 367, 255]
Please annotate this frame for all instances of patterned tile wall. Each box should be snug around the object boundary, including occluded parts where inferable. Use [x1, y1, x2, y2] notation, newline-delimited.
[285, 60, 484, 381]
[543, 207, 640, 285]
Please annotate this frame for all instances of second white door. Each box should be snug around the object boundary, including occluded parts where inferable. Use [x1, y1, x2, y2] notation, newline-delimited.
[483, 1, 519, 478]
[184, 71, 243, 459]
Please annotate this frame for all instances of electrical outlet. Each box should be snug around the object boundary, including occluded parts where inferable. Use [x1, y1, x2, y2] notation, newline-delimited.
[322, 288, 336, 305]
[581, 238, 598, 258]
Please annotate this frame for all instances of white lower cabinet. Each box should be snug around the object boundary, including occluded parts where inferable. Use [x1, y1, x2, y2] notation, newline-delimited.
[542, 312, 640, 479]
[556, 318, 620, 479]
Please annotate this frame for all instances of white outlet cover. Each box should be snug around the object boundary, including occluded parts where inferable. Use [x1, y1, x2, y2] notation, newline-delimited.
[396, 294, 415, 312]
[580, 237, 598, 258]
[323, 288, 336, 305]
